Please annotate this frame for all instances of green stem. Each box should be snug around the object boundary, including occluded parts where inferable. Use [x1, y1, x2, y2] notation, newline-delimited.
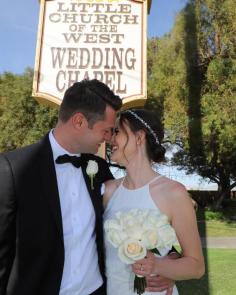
[134, 275, 146, 295]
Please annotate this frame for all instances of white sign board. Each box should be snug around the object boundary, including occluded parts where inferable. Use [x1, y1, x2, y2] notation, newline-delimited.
[33, 0, 148, 106]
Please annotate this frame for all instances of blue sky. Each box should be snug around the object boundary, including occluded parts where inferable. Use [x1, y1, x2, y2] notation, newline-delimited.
[0, 0, 188, 74]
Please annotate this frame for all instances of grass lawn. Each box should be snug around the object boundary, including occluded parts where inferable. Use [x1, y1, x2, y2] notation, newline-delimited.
[196, 208, 236, 237]
[176, 249, 236, 295]
[177, 208, 236, 294]
[198, 220, 236, 237]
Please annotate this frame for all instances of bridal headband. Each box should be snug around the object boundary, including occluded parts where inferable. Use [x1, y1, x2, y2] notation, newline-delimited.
[125, 110, 160, 145]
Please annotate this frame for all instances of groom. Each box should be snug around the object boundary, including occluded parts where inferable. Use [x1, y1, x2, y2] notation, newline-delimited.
[0, 79, 174, 295]
[0, 79, 121, 295]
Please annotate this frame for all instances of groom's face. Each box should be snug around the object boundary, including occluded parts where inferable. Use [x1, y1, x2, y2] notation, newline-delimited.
[77, 105, 116, 154]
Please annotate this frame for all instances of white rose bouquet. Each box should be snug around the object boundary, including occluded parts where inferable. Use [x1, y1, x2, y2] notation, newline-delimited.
[104, 208, 177, 295]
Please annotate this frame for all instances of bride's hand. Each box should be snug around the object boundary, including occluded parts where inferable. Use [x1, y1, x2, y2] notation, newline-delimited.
[132, 252, 175, 294]
[146, 276, 174, 294]
[132, 251, 158, 276]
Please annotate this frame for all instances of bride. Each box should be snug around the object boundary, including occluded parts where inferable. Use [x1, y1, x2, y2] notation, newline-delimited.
[103, 109, 205, 295]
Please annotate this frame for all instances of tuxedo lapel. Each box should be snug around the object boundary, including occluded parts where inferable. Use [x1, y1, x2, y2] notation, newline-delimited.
[38, 135, 64, 242]
[80, 154, 108, 279]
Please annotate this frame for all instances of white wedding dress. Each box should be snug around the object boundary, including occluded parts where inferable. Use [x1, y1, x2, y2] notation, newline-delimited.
[104, 175, 179, 295]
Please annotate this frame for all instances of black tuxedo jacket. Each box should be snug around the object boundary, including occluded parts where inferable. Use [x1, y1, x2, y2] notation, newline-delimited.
[0, 134, 113, 295]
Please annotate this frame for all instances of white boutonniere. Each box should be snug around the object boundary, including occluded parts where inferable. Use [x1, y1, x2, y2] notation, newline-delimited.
[86, 160, 99, 190]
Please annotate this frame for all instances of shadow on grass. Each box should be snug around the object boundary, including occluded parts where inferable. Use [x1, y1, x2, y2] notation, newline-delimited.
[175, 208, 209, 294]
[176, 250, 209, 294]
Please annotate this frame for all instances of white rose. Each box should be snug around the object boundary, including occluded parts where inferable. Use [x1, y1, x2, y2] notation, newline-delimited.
[106, 229, 128, 248]
[104, 218, 128, 248]
[86, 160, 98, 176]
[104, 219, 122, 231]
[134, 209, 149, 225]
[143, 212, 168, 230]
[129, 208, 139, 216]
[86, 160, 98, 189]
[155, 214, 169, 227]
[118, 239, 147, 264]
[126, 225, 144, 241]
[141, 229, 159, 250]
[117, 212, 137, 229]
[157, 224, 177, 249]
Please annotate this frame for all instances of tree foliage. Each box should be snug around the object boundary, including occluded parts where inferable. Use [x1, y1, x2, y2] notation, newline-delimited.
[0, 68, 58, 152]
[147, 0, 236, 209]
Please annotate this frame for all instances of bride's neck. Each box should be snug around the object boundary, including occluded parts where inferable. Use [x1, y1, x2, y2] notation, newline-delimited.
[124, 160, 157, 189]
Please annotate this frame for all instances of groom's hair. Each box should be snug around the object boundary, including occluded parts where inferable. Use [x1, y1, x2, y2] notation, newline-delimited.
[59, 79, 122, 126]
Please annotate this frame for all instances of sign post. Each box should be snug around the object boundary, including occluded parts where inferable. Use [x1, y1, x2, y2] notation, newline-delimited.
[33, 0, 152, 108]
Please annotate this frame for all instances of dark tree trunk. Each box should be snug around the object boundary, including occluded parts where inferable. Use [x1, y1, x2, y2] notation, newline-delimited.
[214, 181, 236, 210]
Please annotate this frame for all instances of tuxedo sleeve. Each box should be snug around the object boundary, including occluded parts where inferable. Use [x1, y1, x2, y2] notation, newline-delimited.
[0, 155, 16, 294]
[97, 157, 114, 183]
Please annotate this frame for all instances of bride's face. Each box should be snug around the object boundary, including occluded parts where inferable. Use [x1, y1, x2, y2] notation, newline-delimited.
[111, 121, 138, 166]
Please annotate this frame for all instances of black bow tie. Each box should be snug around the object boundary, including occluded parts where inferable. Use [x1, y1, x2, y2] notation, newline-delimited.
[56, 154, 84, 168]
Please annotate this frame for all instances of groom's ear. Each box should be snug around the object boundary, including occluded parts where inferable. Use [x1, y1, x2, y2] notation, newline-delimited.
[71, 112, 87, 130]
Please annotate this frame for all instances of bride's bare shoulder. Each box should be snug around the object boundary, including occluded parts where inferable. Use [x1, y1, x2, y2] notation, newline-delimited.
[105, 178, 122, 193]
[103, 178, 123, 207]
[151, 176, 194, 217]
[152, 175, 190, 202]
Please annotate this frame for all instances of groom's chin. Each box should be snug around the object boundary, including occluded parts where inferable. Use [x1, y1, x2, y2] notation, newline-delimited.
[85, 145, 98, 155]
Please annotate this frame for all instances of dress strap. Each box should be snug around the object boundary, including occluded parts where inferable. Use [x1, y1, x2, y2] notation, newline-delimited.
[146, 174, 163, 186]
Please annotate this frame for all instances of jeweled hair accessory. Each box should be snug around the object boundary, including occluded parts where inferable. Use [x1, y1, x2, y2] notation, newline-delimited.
[125, 110, 160, 145]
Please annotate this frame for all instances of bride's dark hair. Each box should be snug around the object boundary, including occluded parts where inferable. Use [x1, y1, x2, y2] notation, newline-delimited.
[119, 109, 165, 163]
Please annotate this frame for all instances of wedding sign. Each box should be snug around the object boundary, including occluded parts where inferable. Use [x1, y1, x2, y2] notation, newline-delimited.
[33, 0, 150, 106]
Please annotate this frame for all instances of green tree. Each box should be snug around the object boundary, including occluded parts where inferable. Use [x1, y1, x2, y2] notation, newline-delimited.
[0, 68, 58, 152]
[147, 0, 236, 209]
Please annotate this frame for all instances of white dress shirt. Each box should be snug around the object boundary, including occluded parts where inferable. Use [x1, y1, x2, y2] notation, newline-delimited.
[49, 131, 103, 295]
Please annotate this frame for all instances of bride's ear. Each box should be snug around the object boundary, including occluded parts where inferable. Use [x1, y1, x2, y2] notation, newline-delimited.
[135, 130, 146, 145]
